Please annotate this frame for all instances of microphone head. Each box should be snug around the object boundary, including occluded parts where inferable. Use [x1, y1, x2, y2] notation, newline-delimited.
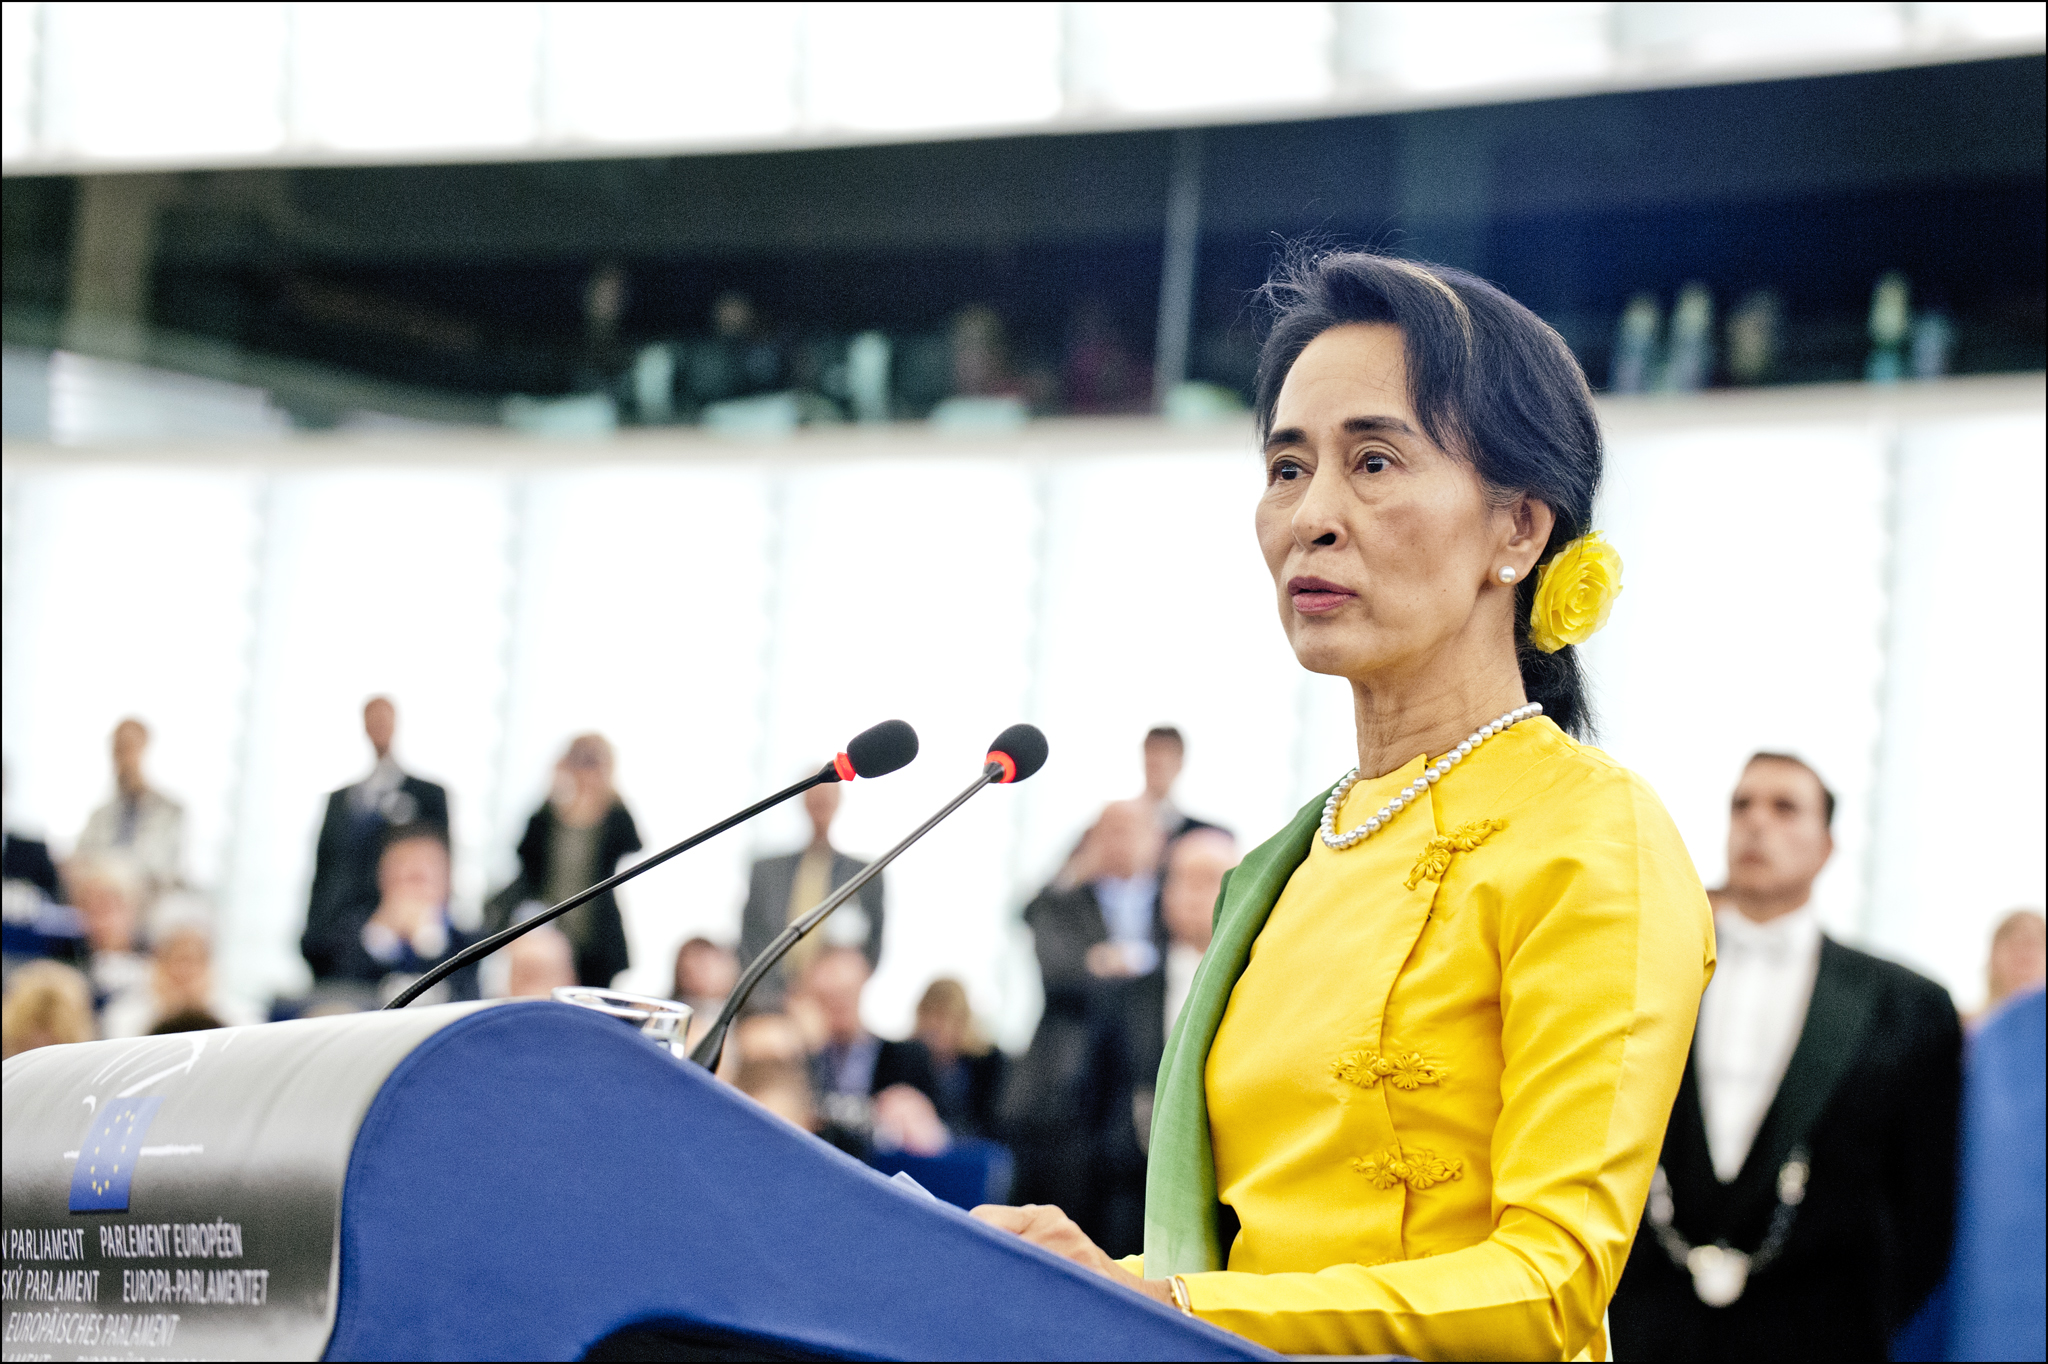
[840, 719, 919, 780]
[985, 723, 1049, 784]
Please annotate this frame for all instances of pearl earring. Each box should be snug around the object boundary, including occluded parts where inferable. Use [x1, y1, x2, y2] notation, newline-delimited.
[1498, 565, 1518, 584]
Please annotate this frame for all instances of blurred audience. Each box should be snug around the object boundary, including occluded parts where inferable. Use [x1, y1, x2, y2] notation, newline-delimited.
[503, 923, 577, 999]
[303, 697, 449, 981]
[3, 764, 61, 902]
[801, 945, 889, 1134]
[1983, 907, 2046, 1017]
[67, 852, 151, 1037]
[1005, 798, 1168, 1255]
[1614, 753, 1961, 1360]
[4, 766, 83, 967]
[507, 734, 641, 988]
[672, 935, 739, 1050]
[1, 958, 95, 1056]
[74, 718, 185, 917]
[739, 781, 884, 1011]
[305, 826, 478, 1005]
[1061, 300, 1147, 414]
[102, 916, 252, 1038]
[872, 978, 1006, 1141]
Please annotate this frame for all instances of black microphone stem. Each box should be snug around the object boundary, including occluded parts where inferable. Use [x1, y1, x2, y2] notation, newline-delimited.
[689, 764, 1003, 1071]
[385, 767, 837, 1010]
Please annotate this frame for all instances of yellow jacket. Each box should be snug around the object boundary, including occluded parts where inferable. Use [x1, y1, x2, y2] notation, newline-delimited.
[1139, 717, 1714, 1360]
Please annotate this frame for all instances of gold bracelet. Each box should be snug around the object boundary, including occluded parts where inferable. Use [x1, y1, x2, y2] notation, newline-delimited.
[1168, 1275, 1194, 1315]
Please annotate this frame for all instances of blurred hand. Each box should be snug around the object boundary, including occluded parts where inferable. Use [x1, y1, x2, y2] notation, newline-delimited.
[872, 1083, 949, 1156]
[1086, 941, 1147, 979]
[968, 1204, 1177, 1307]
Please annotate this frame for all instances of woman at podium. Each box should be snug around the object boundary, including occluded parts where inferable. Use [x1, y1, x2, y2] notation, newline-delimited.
[976, 252, 1714, 1361]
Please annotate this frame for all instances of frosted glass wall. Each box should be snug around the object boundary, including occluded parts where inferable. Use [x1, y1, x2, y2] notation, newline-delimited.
[4, 383, 2043, 1042]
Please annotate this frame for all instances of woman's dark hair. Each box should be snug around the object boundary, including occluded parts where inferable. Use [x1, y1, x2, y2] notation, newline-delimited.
[1253, 248, 1603, 738]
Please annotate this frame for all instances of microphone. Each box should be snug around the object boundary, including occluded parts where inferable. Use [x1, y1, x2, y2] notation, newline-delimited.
[689, 722, 1049, 1071]
[383, 719, 919, 1009]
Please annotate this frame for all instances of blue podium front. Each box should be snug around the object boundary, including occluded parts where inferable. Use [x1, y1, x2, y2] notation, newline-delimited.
[2, 1002, 1270, 1361]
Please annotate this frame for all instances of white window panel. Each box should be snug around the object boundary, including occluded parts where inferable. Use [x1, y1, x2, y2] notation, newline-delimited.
[1340, 2, 1614, 93]
[1616, 2, 1907, 68]
[37, 1, 286, 162]
[497, 466, 773, 1000]
[221, 471, 512, 999]
[1911, 2, 2048, 45]
[0, 468, 259, 896]
[1582, 425, 1889, 940]
[1066, 1, 1335, 114]
[803, 2, 1061, 134]
[290, 2, 539, 154]
[2, 2, 38, 162]
[759, 459, 1038, 1040]
[542, 2, 799, 147]
[1866, 413, 2046, 1008]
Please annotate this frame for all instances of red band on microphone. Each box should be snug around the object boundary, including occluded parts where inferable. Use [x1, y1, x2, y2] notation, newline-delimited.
[833, 752, 857, 782]
[987, 751, 1018, 784]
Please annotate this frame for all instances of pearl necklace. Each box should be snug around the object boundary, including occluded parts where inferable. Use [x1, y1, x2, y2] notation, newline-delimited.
[1319, 702, 1544, 851]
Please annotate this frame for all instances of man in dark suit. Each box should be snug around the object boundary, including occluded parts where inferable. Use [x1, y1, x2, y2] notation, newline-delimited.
[1003, 799, 1168, 1257]
[737, 781, 884, 1010]
[302, 697, 450, 983]
[1611, 753, 1961, 1362]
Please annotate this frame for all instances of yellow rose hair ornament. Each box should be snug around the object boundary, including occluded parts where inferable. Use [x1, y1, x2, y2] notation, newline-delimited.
[1528, 532, 1623, 653]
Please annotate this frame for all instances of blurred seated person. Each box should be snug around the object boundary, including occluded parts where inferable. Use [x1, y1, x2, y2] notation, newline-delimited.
[800, 946, 944, 1143]
[74, 718, 185, 915]
[511, 734, 641, 988]
[1, 958, 96, 1056]
[672, 936, 739, 1050]
[149, 1007, 225, 1034]
[103, 916, 255, 1038]
[308, 826, 479, 1005]
[304, 697, 449, 980]
[873, 978, 1006, 1141]
[66, 852, 152, 1037]
[739, 781, 885, 1011]
[3, 762, 62, 902]
[1984, 908, 2046, 1017]
[503, 924, 577, 1000]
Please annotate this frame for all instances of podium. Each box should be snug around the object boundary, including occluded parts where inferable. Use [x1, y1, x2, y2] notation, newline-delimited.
[2, 1001, 1272, 1361]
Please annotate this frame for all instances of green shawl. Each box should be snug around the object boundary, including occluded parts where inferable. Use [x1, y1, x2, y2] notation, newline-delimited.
[1142, 786, 1331, 1276]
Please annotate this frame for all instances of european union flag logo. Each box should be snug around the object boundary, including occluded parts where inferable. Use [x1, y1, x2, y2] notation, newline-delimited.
[69, 1096, 163, 1213]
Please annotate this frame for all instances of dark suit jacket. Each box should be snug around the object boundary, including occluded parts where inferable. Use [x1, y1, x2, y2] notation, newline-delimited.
[873, 1038, 1008, 1142]
[302, 774, 449, 980]
[1001, 883, 1159, 1257]
[317, 915, 480, 1003]
[507, 802, 641, 988]
[2, 832, 61, 901]
[737, 848, 885, 1006]
[1611, 937, 1962, 1362]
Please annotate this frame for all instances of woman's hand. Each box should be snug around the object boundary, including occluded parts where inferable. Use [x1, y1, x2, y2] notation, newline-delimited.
[969, 1204, 1179, 1309]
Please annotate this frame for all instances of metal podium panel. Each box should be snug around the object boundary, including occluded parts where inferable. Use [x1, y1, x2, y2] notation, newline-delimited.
[2, 1002, 500, 1361]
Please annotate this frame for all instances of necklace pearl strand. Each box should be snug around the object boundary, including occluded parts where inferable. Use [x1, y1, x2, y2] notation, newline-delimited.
[1319, 702, 1544, 851]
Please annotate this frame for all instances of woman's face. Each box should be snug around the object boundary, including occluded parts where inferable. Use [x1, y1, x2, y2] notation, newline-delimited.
[1255, 322, 1548, 684]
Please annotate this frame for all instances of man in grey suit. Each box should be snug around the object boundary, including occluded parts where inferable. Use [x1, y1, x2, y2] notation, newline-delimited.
[737, 782, 884, 1010]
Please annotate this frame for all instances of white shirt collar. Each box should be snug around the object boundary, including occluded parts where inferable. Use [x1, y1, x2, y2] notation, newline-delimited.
[1713, 900, 1821, 957]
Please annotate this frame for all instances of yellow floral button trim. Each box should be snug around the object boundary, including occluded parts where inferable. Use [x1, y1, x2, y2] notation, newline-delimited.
[1354, 1146, 1464, 1190]
[1332, 1049, 1450, 1091]
[1405, 819, 1507, 890]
